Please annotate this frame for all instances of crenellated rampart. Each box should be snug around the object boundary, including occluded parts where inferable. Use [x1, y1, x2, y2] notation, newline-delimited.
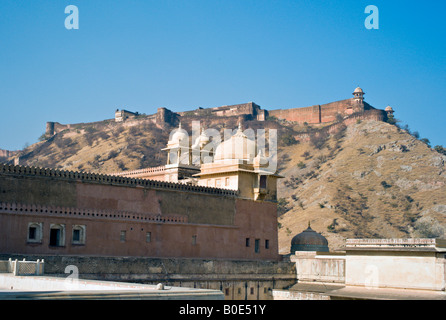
[0, 163, 237, 197]
[110, 165, 166, 177]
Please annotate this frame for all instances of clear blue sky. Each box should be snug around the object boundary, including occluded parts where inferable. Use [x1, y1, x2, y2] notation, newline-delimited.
[0, 0, 445, 151]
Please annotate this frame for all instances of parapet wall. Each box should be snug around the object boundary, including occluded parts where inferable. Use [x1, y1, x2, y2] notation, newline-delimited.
[0, 254, 296, 300]
[0, 163, 237, 198]
[291, 252, 345, 283]
[294, 109, 387, 141]
[269, 98, 361, 124]
[270, 105, 321, 124]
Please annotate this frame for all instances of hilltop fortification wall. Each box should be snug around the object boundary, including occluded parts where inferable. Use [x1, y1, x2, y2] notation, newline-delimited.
[45, 107, 179, 137]
[0, 149, 18, 159]
[43, 92, 385, 139]
[268, 98, 361, 124]
[293, 109, 387, 142]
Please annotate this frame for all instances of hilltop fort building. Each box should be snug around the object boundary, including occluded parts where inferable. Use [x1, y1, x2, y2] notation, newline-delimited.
[44, 87, 389, 137]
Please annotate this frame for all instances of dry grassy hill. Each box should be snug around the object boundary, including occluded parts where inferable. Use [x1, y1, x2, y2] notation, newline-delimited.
[14, 118, 170, 173]
[277, 120, 446, 252]
[3, 115, 446, 253]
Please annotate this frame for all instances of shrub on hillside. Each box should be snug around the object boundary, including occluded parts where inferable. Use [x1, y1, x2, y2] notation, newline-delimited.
[280, 133, 299, 146]
[434, 145, 446, 156]
[309, 130, 329, 149]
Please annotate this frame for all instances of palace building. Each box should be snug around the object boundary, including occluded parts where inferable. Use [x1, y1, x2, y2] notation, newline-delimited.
[0, 124, 282, 261]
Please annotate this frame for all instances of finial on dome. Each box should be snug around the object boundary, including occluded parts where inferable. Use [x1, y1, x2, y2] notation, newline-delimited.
[238, 122, 242, 131]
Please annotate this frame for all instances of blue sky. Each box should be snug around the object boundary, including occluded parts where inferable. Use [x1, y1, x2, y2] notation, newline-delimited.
[0, 0, 445, 151]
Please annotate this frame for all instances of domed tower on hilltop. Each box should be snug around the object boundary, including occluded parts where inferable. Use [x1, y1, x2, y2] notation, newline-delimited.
[290, 223, 329, 253]
[352, 86, 365, 112]
[385, 105, 394, 116]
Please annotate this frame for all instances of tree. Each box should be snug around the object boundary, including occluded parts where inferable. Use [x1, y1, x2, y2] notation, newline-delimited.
[386, 114, 397, 125]
[419, 138, 431, 148]
[434, 145, 446, 156]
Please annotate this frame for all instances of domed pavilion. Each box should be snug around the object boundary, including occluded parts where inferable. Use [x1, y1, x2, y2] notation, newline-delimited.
[290, 223, 329, 253]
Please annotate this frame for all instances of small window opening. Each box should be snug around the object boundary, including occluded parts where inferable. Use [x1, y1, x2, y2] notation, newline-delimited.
[49, 224, 65, 247]
[50, 229, 61, 246]
[73, 229, 80, 242]
[28, 227, 37, 240]
[260, 175, 267, 189]
[255, 239, 260, 253]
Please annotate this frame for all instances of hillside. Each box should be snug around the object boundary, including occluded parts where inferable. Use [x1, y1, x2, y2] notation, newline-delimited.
[6, 114, 292, 174]
[2, 115, 446, 253]
[12, 118, 171, 173]
[277, 120, 446, 252]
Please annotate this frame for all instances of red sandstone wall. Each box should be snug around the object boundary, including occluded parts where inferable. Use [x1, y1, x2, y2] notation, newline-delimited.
[269, 99, 358, 124]
[293, 109, 387, 142]
[0, 165, 279, 260]
[76, 183, 162, 215]
[320, 99, 356, 122]
[0, 200, 279, 260]
[269, 105, 321, 123]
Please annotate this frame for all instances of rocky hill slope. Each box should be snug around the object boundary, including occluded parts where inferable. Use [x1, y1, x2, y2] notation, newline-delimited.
[277, 120, 446, 252]
[3, 115, 446, 253]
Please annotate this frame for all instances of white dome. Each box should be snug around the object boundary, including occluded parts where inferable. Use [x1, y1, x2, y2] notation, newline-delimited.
[214, 127, 256, 161]
[192, 129, 210, 149]
[168, 123, 189, 147]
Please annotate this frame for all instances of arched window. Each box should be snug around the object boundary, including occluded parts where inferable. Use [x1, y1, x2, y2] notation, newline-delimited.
[27, 222, 43, 243]
[49, 224, 66, 247]
[72, 225, 86, 245]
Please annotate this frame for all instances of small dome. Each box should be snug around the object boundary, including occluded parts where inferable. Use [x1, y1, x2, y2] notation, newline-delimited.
[353, 87, 364, 94]
[192, 129, 210, 150]
[291, 223, 329, 252]
[169, 123, 189, 146]
[214, 124, 256, 161]
[385, 105, 394, 112]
